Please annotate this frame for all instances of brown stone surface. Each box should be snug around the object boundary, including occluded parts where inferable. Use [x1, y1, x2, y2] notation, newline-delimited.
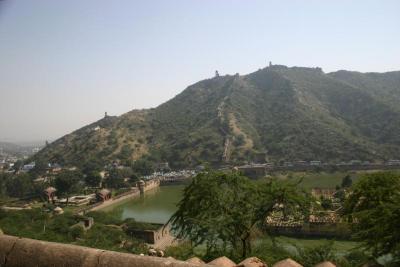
[0, 235, 212, 267]
[237, 257, 268, 267]
[0, 234, 339, 267]
[272, 258, 303, 267]
[6, 236, 102, 267]
[0, 235, 18, 266]
[186, 257, 206, 265]
[315, 262, 336, 267]
[98, 250, 199, 267]
[208, 256, 236, 267]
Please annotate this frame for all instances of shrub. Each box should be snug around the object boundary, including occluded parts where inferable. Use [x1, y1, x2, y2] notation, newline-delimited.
[294, 241, 337, 267]
[165, 242, 196, 260]
[70, 225, 84, 239]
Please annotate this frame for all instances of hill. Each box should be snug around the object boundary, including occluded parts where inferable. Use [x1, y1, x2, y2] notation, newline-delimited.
[0, 142, 23, 154]
[0, 141, 40, 157]
[33, 65, 400, 168]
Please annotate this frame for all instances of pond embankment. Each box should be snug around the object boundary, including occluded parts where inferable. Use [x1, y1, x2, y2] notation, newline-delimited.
[79, 179, 161, 213]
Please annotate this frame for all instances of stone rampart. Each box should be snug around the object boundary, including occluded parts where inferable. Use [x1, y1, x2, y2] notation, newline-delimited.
[0, 234, 211, 267]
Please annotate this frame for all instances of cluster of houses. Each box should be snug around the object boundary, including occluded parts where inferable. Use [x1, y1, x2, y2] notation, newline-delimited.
[0, 158, 64, 174]
[142, 169, 196, 183]
[0, 156, 18, 171]
[0, 144, 42, 171]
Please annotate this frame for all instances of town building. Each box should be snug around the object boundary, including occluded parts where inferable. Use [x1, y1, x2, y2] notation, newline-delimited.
[43, 187, 57, 203]
[96, 189, 111, 202]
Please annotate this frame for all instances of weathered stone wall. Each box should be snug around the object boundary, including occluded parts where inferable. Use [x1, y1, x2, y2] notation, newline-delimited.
[144, 179, 161, 192]
[0, 234, 211, 267]
[0, 233, 341, 267]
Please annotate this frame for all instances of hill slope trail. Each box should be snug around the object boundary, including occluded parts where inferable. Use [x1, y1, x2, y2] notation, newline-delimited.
[34, 65, 400, 168]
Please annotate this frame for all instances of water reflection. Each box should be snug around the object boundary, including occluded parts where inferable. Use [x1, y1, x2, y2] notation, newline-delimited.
[103, 185, 184, 224]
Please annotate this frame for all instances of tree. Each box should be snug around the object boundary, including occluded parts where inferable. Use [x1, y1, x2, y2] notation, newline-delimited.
[105, 168, 125, 189]
[85, 171, 102, 188]
[343, 172, 400, 264]
[5, 173, 34, 198]
[0, 173, 12, 198]
[12, 160, 23, 172]
[321, 198, 333, 210]
[169, 171, 309, 258]
[132, 159, 153, 176]
[341, 175, 352, 188]
[82, 158, 103, 176]
[55, 171, 80, 205]
[31, 159, 47, 176]
[333, 189, 345, 202]
[169, 171, 256, 258]
[295, 241, 337, 267]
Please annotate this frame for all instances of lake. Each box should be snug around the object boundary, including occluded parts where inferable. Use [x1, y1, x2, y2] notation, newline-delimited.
[102, 185, 185, 224]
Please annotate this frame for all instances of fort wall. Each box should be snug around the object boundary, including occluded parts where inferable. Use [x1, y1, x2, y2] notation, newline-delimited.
[0, 234, 211, 267]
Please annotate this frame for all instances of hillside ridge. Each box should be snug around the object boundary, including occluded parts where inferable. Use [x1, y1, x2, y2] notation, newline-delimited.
[34, 65, 400, 168]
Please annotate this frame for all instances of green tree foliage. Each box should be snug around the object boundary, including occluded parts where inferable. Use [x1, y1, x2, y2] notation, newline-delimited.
[341, 175, 353, 188]
[295, 241, 337, 267]
[69, 225, 84, 239]
[5, 173, 34, 198]
[344, 172, 400, 264]
[54, 171, 80, 205]
[321, 198, 333, 210]
[82, 158, 103, 176]
[333, 189, 346, 202]
[0, 209, 147, 254]
[165, 242, 196, 261]
[169, 171, 309, 258]
[0, 173, 8, 198]
[31, 159, 48, 176]
[105, 168, 126, 189]
[85, 171, 102, 188]
[12, 160, 23, 172]
[132, 159, 153, 176]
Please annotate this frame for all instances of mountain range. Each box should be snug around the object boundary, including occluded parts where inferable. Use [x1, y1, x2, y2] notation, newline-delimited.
[33, 65, 400, 169]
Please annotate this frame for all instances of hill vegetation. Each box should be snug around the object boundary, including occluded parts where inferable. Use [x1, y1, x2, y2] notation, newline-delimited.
[33, 65, 400, 168]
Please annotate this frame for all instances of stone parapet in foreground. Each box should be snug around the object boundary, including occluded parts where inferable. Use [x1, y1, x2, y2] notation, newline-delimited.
[0, 234, 211, 267]
[0, 234, 338, 267]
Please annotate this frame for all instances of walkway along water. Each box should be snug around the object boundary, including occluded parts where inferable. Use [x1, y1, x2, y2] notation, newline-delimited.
[77, 179, 161, 215]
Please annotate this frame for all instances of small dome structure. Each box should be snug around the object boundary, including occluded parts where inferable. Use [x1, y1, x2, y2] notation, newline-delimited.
[208, 256, 236, 267]
[53, 207, 64, 214]
[273, 258, 303, 267]
[238, 257, 268, 267]
[315, 262, 336, 267]
[186, 257, 205, 264]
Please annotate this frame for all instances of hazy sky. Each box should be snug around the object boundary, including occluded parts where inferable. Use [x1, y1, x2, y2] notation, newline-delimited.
[0, 0, 399, 143]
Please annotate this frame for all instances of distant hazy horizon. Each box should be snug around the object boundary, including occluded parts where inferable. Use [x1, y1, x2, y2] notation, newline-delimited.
[0, 0, 399, 143]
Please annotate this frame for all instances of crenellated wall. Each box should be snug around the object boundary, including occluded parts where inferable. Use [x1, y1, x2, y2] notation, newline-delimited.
[0, 234, 211, 267]
[0, 233, 340, 267]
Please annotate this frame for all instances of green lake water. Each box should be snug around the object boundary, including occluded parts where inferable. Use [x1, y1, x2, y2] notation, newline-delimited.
[103, 185, 185, 224]
[101, 184, 361, 257]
